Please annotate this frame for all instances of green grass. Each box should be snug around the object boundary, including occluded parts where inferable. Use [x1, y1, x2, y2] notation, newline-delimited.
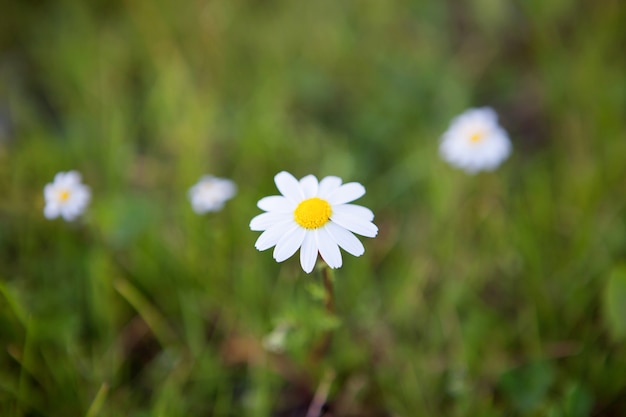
[1, 0, 626, 416]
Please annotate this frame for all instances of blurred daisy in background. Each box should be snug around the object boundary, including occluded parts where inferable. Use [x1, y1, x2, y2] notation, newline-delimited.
[250, 171, 378, 274]
[262, 321, 292, 354]
[43, 170, 91, 221]
[439, 107, 512, 174]
[188, 175, 237, 214]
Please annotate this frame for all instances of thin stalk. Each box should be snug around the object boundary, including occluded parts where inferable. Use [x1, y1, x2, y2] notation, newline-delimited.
[305, 368, 336, 417]
[322, 265, 335, 316]
[309, 263, 335, 364]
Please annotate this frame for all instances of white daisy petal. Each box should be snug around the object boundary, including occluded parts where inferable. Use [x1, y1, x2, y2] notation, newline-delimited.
[61, 207, 78, 221]
[318, 176, 342, 199]
[44, 203, 60, 219]
[250, 212, 289, 231]
[324, 222, 365, 257]
[332, 204, 374, 222]
[327, 182, 366, 205]
[300, 233, 318, 274]
[57, 172, 72, 185]
[331, 211, 378, 238]
[219, 179, 237, 198]
[255, 220, 295, 251]
[299, 175, 319, 198]
[63, 170, 82, 185]
[257, 196, 295, 212]
[273, 227, 307, 262]
[44, 184, 56, 200]
[61, 213, 73, 221]
[77, 187, 91, 203]
[476, 107, 497, 123]
[316, 228, 342, 269]
[275, 171, 303, 202]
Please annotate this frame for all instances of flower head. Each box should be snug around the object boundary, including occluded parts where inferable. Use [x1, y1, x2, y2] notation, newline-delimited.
[188, 175, 237, 214]
[439, 107, 512, 173]
[43, 171, 91, 221]
[250, 171, 378, 273]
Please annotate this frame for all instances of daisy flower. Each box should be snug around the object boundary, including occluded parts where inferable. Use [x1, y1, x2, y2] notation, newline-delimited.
[439, 107, 512, 174]
[250, 171, 378, 274]
[188, 175, 237, 214]
[43, 170, 91, 221]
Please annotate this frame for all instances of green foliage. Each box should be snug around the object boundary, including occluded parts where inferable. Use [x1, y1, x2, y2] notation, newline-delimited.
[499, 361, 555, 413]
[1, 0, 626, 416]
[604, 266, 626, 341]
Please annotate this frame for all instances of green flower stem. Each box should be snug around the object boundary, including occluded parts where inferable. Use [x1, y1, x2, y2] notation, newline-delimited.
[322, 263, 335, 316]
[309, 263, 336, 364]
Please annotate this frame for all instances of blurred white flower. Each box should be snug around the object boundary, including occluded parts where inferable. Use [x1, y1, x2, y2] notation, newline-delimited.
[188, 175, 236, 214]
[250, 171, 378, 274]
[43, 171, 91, 221]
[262, 322, 292, 354]
[439, 107, 512, 173]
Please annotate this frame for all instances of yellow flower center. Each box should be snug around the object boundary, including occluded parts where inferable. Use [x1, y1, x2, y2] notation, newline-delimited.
[58, 189, 71, 202]
[294, 197, 332, 229]
[469, 130, 485, 144]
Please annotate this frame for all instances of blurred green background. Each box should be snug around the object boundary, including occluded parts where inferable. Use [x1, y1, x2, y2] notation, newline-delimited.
[1, 0, 626, 416]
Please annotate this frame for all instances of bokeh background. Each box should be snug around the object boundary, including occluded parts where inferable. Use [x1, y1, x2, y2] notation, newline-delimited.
[1, 0, 626, 416]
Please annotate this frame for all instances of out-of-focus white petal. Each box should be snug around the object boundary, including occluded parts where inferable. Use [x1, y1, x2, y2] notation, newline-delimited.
[44, 184, 56, 201]
[44, 203, 59, 219]
[327, 182, 365, 205]
[316, 228, 342, 269]
[331, 211, 378, 237]
[61, 170, 81, 186]
[61, 208, 78, 222]
[77, 186, 91, 203]
[257, 196, 295, 212]
[68, 205, 87, 220]
[217, 179, 237, 198]
[324, 222, 364, 257]
[275, 171, 303, 202]
[474, 106, 497, 123]
[273, 227, 306, 262]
